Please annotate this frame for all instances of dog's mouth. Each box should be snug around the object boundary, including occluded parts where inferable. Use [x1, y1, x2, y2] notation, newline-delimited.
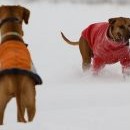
[115, 32, 126, 40]
[108, 27, 130, 44]
[111, 32, 130, 44]
[114, 35, 129, 44]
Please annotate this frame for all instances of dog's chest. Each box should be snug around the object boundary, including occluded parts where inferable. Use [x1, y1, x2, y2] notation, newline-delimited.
[93, 42, 129, 63]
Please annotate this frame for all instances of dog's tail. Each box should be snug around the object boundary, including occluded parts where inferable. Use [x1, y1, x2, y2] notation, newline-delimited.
[61, 32, 79, 45]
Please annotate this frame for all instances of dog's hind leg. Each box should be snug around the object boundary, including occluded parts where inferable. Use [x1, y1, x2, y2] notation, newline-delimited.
[27, 88, 36, 122]
[79, 37, 92, 71]
[16, 77, 27, 123]
[0, 77, 13, 125]
[17, 100, 26, 122]
[26, 95, 36, 122]
[22, 76, 36, 122]
[0, 91, 11, 125]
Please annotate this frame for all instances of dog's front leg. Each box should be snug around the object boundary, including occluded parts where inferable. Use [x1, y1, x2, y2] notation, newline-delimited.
[92, 57, 105, 75]
[120, 56, 130, 76]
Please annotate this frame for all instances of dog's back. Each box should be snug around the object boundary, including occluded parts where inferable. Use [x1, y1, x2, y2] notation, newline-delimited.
[0, 40, 31, 70]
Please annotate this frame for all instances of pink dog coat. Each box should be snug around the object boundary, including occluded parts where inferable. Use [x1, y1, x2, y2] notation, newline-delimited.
[81, 22, 130, 72]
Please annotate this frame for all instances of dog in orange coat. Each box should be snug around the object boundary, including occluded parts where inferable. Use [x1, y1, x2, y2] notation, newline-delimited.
[0, 5, 42, 125]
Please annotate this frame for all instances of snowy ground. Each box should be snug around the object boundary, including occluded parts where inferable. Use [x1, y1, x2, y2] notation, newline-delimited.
[0, 1, 130, 130]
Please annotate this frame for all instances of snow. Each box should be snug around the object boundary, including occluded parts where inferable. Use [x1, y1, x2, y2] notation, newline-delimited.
[0, 1, 130, 130]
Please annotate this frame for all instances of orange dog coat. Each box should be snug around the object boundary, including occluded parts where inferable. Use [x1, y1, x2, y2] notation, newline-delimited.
[0, 40, 42, 85]
[0, 40, 31, 70]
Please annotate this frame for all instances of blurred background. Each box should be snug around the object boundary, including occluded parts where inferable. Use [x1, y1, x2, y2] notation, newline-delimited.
[2, 0, 130, 4]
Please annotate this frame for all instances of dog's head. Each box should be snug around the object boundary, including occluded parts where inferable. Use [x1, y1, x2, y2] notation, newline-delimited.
[0, 5, 30, 25]
[108, 17, 130, 43]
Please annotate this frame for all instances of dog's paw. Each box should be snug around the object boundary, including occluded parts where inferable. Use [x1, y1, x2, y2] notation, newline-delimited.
[92, 69, 102, 76]
[82, 63, 91, 72]
[122, 67, 130, 76]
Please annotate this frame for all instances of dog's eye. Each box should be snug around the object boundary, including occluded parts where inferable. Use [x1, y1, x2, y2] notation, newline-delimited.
[119, 25, 125, 29]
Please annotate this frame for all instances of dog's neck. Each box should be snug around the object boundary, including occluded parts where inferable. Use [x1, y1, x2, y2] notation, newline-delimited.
[1, 32, 23, 42]
[0, 18, 24, 44]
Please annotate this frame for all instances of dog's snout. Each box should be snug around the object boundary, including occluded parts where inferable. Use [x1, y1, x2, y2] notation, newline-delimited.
[117, 32, 121, 37]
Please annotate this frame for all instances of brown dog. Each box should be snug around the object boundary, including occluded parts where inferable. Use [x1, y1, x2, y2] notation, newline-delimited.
[61, 17, 130, 74]
[0, 5, 42, 125]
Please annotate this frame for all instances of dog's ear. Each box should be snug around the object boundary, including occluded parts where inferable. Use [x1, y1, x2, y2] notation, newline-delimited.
[108, 18, 116, 24]
[0, 6, 5, 18]
[22, 7, 30, 24]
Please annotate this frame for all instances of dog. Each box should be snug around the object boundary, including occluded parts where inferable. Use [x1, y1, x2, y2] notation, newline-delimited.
[61, 17, 130, 75]
[0, 5, 42, 125]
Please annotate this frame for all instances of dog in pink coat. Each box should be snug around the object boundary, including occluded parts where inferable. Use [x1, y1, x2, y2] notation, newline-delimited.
[61, 17, 130, 75]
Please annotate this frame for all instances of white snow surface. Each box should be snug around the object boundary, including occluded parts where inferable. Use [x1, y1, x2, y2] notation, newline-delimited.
[0, 1, 130, 130]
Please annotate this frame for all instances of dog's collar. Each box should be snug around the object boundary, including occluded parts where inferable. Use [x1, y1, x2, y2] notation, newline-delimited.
[0, 17, 22, 27]
[1, 32, 23, 41]
[1, 32, 29, 46]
